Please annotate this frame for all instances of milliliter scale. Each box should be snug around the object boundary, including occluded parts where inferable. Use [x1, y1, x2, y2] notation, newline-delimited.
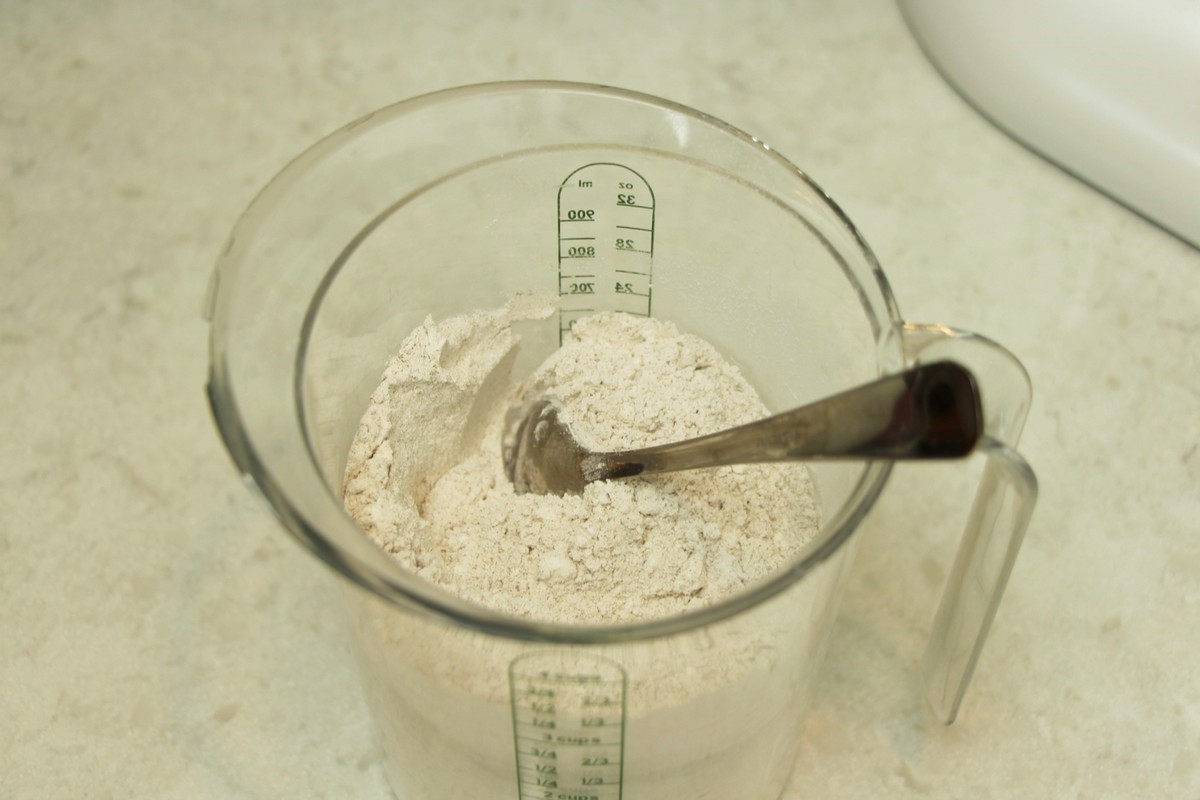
[557, 163, 655, 342]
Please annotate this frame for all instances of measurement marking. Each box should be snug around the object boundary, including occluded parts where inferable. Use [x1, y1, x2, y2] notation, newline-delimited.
[515, 734, 624, 744]
[515, 735, 624, 746]
[516, 761, 619, 770]
[516, 748, 620, 759]
[511, 724, 619, 734]
[518, 764, 620, 774]
[557, 162, 656, 344]
[512, 675, 617, 683]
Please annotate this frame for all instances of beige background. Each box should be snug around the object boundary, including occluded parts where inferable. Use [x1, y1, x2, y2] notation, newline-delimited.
[2, 2, 1198, 797]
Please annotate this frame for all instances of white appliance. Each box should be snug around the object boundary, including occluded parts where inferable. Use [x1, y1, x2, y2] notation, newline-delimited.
[899, 0, 1200, 248]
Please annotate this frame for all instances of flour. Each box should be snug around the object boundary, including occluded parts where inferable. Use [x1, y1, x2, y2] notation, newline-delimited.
[342, 298, 827, 799]
[344, 300, 819, 624]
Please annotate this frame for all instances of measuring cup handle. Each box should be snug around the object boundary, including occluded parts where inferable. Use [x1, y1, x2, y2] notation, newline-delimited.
[900, 322, 1039, 724]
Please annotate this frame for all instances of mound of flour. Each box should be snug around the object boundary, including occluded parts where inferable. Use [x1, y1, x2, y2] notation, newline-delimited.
[344, 300, 819, 624]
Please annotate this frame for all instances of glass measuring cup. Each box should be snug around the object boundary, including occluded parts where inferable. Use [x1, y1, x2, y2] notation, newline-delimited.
[205, 82, 1037, 799]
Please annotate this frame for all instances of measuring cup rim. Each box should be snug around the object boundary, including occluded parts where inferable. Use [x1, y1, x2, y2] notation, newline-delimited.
[207, 80, 903, 644]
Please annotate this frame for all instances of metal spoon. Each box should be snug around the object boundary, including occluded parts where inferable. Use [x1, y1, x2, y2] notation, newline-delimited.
[503, 361, 982, 496]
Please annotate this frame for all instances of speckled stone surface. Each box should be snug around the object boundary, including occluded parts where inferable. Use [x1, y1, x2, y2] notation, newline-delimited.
[2, 2, 1197, 798]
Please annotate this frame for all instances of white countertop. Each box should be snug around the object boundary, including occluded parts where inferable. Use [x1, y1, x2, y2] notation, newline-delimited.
[3, 2, 1197, 797]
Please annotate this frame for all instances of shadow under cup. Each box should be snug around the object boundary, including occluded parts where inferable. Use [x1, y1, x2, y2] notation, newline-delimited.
[208, 83, 913, 800]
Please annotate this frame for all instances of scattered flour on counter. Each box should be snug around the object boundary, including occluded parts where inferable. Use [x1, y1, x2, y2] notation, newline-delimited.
[343, 298, 820, 624]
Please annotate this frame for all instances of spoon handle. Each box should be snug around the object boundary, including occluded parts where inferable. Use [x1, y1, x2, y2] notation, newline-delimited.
[582, 361, 983, 482]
